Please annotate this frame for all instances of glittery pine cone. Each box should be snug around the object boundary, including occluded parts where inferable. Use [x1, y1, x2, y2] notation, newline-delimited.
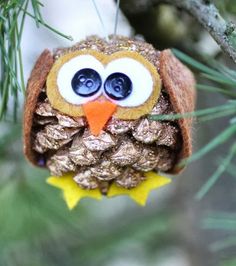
[32, 90, 181, 192]
[23, 35, 196, 194]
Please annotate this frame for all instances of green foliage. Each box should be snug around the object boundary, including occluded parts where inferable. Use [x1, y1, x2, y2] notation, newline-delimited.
[0, 0, 72, 121]
[173, 48, 236, 265]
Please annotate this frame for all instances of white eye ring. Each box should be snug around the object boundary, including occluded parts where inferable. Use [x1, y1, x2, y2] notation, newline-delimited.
[57, 55, 105, 105]
[103, 57, 154, 107]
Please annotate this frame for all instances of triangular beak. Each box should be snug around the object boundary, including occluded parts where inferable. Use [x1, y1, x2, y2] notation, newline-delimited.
[83, 101, 117, 136]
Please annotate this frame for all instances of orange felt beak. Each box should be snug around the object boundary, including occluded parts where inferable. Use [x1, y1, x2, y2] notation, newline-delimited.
[82, 101, 117, 136]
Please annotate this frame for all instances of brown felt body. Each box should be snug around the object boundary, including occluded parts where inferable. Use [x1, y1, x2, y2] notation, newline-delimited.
[23, 45, 195, 174]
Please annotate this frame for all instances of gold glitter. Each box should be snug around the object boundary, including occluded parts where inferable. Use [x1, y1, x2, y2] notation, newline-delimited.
[110, 138, 140, 166]
[34, 116, 57, 125]
[44, 125, 80, 140]
[150, 92, 174, 115]
[155, 147, 175, 172]
[33, 131, 72, 153]
[115, 168, 146, 189]
[132, 118, 163, 144]
[90, 160, 122, 181]
[56, 113, 86, 128]
[35, 100, 56, 117]
[55, 35, 160, 72]
[106, 117, 136, 135]
[156, 122, 180, 149]
[73, 170, 99, 190]
[82, 129, 117, 151]
[69, 135, 100, 165]
[47, 149, 76, 176]
[132, 146, 159, 172]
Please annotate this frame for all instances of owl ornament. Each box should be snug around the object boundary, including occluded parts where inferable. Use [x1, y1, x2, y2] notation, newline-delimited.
[23, 36, 196, 209]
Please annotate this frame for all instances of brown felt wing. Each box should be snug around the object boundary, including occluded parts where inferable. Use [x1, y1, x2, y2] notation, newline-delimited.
[23, 50, 54, 166]
[159, 49, 196, 173]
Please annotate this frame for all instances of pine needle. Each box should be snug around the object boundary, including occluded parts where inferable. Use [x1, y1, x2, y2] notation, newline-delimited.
[173, 48, 236, 88]
[18, 7, 73, 41]
[0, 0, 72, 121]
[196, 84, 236, 98]
[202, 73, 236, 86]
[179, 123, 236, 167]
[197, 109, 236, 122]
[150, 102, 236, 121]
[172, 48, 232, 80]
[195, 142, 236, 200]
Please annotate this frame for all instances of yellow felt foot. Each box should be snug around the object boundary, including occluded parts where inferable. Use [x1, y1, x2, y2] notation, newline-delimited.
[47, 173, 102, 210]
[107, 171, 171, 206]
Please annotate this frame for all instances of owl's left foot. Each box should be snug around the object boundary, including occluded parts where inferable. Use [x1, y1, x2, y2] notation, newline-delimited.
[47, 171, 171, 209]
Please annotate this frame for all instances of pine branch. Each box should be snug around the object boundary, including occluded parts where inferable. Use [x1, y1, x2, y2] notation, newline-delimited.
[122, 0, 236, 63]
[0, 0, 72, 121]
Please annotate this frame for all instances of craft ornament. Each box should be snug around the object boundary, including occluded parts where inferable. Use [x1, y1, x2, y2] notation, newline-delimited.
[23, 36, 196, 209]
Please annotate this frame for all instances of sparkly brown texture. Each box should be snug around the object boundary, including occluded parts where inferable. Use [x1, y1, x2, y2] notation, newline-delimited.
[106, 117, 136, 135]
[34, 116, 57, 126]
[47, 149, 76, 176]
[33, 97, 180, 187]
[160, 50, 196, 173]
[35, 100, 86, 128]
[115, 168, 146, 189]
[132, 118, 163, 144]
[156, 122, 180, 148]
[90, 160, 122, 181]
[73, 170, 99, 190]
[54, 35, 160, 70]
[132, 146, 160, 172]
[150, 92, 174, 115]
[33, 131, 73, 153]
[69, 135, 100, 165]
[23, 50, 54, 166]
[44, 124, 80, 140]
[110, 138, 140, 166]
[155, 147, 175, 172]
[56, 114, 86, 128]
[35, 99, 56, 117]
[82, 129, 117, 151]
[32, 95, 181, 182]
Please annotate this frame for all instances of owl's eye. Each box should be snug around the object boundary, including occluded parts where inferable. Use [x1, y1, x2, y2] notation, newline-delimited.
[57, 55, 104, 105]
[103, 57, 154, 107]
[71, 68, 102, 97]
[104, 72, 132, 100]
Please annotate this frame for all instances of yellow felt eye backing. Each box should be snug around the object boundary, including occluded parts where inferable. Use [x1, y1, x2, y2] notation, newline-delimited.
[46, 49, 161, 120]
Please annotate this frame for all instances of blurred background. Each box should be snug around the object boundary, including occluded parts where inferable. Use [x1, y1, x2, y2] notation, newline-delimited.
[0, 0, 236, 265]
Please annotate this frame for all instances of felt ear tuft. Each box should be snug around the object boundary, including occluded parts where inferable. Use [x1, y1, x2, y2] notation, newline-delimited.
[23, 49, 54, 166]
[159, 49, 196, 173]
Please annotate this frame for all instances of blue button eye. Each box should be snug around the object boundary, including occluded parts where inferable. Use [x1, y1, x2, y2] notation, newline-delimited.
[71, 68, 102, 97]
[104, 72, 132, 100]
